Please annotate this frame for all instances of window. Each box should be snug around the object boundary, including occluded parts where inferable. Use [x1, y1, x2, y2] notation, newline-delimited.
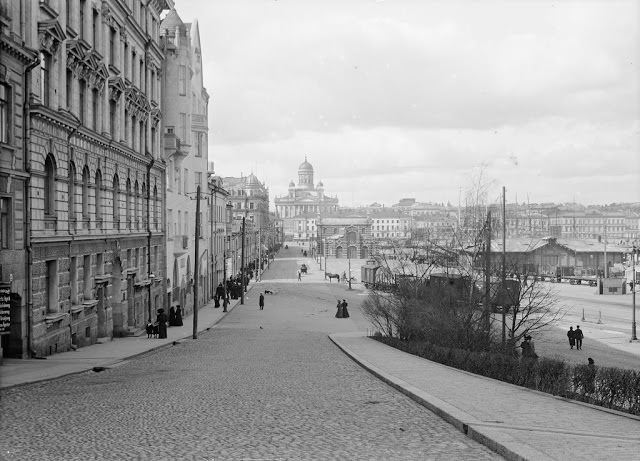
[40, 52, 51, 106]
[124, 109, 129, 142]
[183, 168, 188, 194]
[167, 209, 173, 237]
[92, 88, 99, 131]
[79, 0, 86, 39]
[109, 100, 117, 138]
[126, 178, 132, 227]
[0, 198, 10, 249]
[195, 132, 203, 157]
[124, 42, 129, 78]
[70, 256, 78, 304]
[46, 260, 59, 313]
[179, 113, 186, 141]
[66, 70, 73, 110]
[178, 65, 186, 95]
[0, 84, 9, 144]
[109, 27, 116, 65]
[153, 185, 158, 229]
[79, 79, 86, 123]
[44, 155, 56, 215]
[112, 174, 120, 224]
[92, 8, 99, 46]
[134, 181, 140, 229]
[68, 161, 76, 221]
[82, 166, 90, 220]
[95, 169, 102, 221]
[83, 254, 91, 300]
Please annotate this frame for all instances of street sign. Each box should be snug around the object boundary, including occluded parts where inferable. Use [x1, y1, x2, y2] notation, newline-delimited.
[0, 283, 10, 335]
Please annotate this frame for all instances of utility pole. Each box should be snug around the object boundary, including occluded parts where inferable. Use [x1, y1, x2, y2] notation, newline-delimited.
[193, 185, 201, 340]
[484, 211, 492, 337]
[502, 187, 507, 349]
[348, 252, 352, 290]
[240, 217, 246, 305]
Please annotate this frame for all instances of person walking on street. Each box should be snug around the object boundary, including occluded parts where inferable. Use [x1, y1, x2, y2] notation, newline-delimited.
[575, 325, 584, 350]
[156, 309, 168, 339]
[297, 270, 301, 281]
[259, 293, 265, 310]
[335, 300, 343, 318]
[567, 326, 576, 349]
[341, 299, 350, 318]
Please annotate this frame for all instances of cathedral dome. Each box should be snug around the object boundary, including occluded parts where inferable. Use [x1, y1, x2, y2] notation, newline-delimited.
[298, 157, 313, 173]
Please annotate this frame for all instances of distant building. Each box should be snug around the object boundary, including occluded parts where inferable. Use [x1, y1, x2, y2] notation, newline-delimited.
[161, 9, 210, 315]
[274, 158, 339, 243]
[317, 216, 374, 259]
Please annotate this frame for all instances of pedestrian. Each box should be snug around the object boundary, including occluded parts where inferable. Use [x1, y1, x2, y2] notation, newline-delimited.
[169, 305, 176, 326]
[298, 270, 301, 281]
[519, 336, 531, 359]
[586, 358, 596, 393]
[156, 308, 168, 339]
[174, 305, 183, 326]
[567, 326, 576, 349]
[335, 300, 343, 318]
[574, 325, 584, 350]
[259, 292, 264, 310]
[341, 299, 350, 318]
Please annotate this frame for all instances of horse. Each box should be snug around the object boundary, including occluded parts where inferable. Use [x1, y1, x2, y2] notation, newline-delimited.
[325, 272, 340, 282]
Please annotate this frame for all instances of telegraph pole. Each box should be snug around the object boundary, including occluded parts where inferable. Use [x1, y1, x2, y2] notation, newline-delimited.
[193, 186, 200, 339]
[484, 211, 492, 337]
[240, 217, 246, 305]
[502, 187, 506, 349]
[632, 246, 637, 341]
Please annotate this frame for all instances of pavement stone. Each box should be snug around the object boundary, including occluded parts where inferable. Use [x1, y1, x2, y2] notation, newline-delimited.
[2, 244, 639, 460]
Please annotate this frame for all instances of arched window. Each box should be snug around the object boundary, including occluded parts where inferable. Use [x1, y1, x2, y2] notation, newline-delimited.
[126, 178, 132, 228]
[95, 169, 102, 223]
[134, 180, 139, 229]
[153, 185, 158, 230]
[44, 154, 56, 215]
[82, 166, 90, 221]
[141, 182, 146, 228]
[68, 161, 76, 222]
[112, 174, 120, 227]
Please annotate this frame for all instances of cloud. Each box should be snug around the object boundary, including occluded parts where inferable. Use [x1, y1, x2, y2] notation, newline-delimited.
[173, 0, 639, 206]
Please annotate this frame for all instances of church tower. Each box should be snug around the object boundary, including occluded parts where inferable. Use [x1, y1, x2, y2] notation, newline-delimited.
[297, 156, 314, 189]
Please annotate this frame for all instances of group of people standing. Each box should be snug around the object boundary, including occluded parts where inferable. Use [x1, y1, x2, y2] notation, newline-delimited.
[567, 325, 584, 350]
[519, 335, 538, 360]
[335, 299, 350, 318]
[148, 305, 183, 339]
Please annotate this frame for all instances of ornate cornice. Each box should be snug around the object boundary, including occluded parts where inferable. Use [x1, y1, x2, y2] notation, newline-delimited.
[38, 19, 66, 55]
[66, 41, 109, 93]
[108, 76, 126, 101]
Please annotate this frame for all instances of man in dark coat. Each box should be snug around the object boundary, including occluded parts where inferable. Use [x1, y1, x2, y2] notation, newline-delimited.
[574, 326, 584, 350]
[259, 293, 265, 310]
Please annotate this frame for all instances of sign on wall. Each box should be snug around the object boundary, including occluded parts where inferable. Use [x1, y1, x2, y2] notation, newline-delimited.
[0, 283, 10, 335]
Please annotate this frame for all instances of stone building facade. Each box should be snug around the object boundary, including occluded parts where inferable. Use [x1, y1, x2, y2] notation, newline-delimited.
[317, 217, 374, 259]
[160, 9, 211, 316]
[0, 1, 40, 359]
[7, 0, 169, 358]
[274, 158, 339, 243]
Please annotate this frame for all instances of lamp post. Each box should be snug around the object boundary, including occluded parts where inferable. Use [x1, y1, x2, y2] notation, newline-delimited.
[632, 245, 637, 341]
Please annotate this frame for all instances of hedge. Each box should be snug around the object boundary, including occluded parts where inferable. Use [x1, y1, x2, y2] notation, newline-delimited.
[373, 336, 640, 416]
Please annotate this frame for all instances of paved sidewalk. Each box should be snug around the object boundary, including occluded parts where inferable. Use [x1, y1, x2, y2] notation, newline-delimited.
[330, 332, 640, 461]
[0, 284, 258, 389]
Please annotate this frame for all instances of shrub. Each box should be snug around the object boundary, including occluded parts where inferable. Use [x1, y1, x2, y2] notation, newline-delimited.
[372, 335, 639, 416]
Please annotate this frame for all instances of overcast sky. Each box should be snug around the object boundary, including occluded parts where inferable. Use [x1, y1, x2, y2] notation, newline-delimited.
[171, 0, 639, 208]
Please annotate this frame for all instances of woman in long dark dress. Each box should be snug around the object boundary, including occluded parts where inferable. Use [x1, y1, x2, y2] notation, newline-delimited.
[174, 306, 183, 326]
[157, 309, 168, 338]
[341, 299, 350, 318]
[335, 300, 343, 318]
[169, 306, 176, 326]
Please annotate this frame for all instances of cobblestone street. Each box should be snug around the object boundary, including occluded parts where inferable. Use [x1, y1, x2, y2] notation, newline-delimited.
[0, 255, 501, 460]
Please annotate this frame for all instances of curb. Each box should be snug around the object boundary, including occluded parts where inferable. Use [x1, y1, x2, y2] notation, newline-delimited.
[0, 285, 252, 391]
